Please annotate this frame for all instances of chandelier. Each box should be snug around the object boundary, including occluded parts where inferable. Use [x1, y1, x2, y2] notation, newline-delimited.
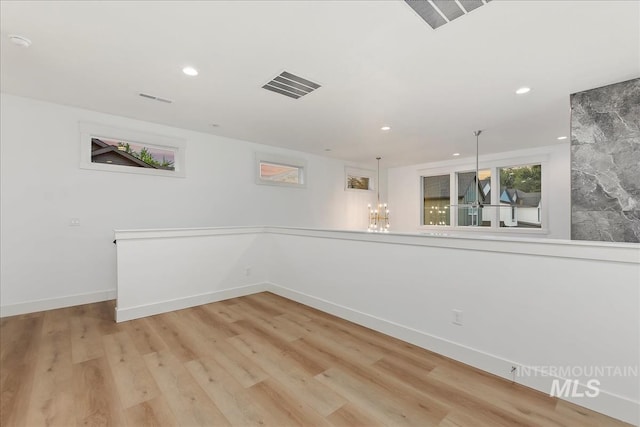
[367, 157, 390, 232]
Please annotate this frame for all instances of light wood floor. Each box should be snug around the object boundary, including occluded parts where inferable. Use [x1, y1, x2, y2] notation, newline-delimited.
[1, 292, 630, 426]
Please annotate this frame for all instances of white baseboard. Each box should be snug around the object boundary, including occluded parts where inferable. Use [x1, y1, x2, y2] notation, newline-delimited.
[265, 283, 639, 426]
[0, 289, 117, 318]
[114, 283, 269, 322]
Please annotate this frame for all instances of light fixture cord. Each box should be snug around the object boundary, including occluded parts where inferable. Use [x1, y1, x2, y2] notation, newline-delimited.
[376, 157, 381, 206]
[474, 130, 482, 226]
[474, 131, 481, 207]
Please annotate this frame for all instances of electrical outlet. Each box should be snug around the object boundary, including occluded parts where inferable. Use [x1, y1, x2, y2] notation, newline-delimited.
[452, 309, 463, 326]
[245, 266, 251, 276]
[69, 218, 80, 226]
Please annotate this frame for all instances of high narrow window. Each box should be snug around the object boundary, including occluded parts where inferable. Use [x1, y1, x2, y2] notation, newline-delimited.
[345, 166, 375, 191]
[91, 138, 176, 170]
[255, 152, 307, 188]
[79, 122, 186, 178]
[259, 162, 303, 184]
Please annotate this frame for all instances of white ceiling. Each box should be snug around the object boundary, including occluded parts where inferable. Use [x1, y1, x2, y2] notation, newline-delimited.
[1, 1, 638, 167]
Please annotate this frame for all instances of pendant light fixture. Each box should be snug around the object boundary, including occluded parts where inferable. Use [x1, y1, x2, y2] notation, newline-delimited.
[367, 157, 390, 232]
[473, 130, 482, 208]
[453, 130, 503, 226]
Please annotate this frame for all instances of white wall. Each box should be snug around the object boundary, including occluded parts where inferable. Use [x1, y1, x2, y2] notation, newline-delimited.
[266, 229, 639, 425]
[0, 94, 374, 313]
[111, 226, 640, 424]
[387, 144, 571, 239]
[115, 228, 270, 322]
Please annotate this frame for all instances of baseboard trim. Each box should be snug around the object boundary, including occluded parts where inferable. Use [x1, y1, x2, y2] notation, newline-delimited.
[114, 283, 269, 322]
[0, 289, 117, 318]
[265, 283, 640, 426]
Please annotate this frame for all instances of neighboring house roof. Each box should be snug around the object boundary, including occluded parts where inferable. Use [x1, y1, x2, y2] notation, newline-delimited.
[91, 138, 157, 169]
[500, 189, 541, 207]
[459, 177, 491, 203]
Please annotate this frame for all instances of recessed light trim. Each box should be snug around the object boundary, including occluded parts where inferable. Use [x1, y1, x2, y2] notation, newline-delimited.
[557, 136, 568, 140]
[453, 153, 460, 156]
[381, 126, 391, 131]
[516, 87, 531, 95]
[8, 34, 31, 48]
[182, 66, 199, 76]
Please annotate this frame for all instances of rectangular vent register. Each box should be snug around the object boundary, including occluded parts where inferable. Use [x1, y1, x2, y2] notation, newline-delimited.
[262, 71, 321, 99]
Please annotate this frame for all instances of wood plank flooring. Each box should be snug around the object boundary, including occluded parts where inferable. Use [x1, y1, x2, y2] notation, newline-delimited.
[0, 292, 631, 426]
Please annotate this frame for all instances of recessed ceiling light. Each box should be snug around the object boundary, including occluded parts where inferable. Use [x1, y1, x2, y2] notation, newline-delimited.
[182, 66, 198, 76]
[452, 153, 460, 156]
[515, 87, 531, 95]
[8, 34, 31, 48]
[324, 148, 332, 152]
[380, 126, 391, 131]
[557, 136, 568, 140]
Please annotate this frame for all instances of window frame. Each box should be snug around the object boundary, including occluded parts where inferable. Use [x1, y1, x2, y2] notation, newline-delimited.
[255, 152, 307, 188]
[418, 155, 549, 235]
[79, 122, 186, 178]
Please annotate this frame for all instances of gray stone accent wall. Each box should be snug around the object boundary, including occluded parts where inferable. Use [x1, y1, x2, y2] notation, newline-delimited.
[571, 78, 640, 242]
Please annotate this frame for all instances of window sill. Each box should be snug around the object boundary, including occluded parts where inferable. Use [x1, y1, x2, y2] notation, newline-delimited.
[418, 225, 550, 236]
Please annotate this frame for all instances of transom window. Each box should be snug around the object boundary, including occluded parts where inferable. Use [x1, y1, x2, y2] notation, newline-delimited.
[79, 122, 186, 178]
[259, 162, 303, 185]
[255, 152, 307, 188]
[91, 138, 176, 170]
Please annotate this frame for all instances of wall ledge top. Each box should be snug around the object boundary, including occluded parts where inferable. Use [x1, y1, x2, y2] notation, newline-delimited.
[114, 226, 640, 264]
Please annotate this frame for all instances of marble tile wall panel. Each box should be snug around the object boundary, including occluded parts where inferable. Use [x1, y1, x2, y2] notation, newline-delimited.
[571, 78, 640, 242]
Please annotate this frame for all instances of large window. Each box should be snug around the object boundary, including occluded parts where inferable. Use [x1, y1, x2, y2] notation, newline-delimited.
[421, 163, 543, 232]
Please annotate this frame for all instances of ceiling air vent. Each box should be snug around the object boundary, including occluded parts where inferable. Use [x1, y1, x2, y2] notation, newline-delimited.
[138, 93, 173, 104]
[262, 71, 321, 99]
[405, 0, 491, 30]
